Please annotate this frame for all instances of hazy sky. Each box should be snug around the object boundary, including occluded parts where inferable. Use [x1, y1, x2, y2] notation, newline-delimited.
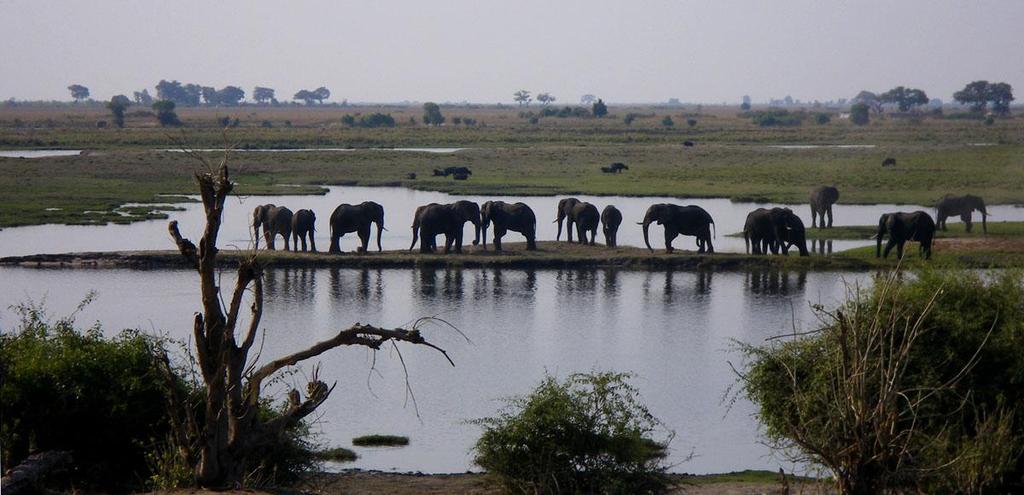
[2, 0, 1022, 104]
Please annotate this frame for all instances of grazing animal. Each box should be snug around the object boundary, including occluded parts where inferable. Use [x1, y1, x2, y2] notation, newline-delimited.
[600, 166, 615, 173]
[876, 211, 936, 260]
[640, 203, 716, 254]
[882, 157, 896, 167]
[432, 168, 446, 176]
[406, 172, 417, 180]
[441, 166, 472, 177]
[600, 162, 629, 174]
[935, 194, 988, 233]
[809, 186, 840, 228]
[683, 141, 695, 147]
[453, 171, 469, 180]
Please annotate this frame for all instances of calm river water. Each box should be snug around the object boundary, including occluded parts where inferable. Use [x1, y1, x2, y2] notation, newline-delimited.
[4, 185, 1021, 257]
[0, 264, 869, 474]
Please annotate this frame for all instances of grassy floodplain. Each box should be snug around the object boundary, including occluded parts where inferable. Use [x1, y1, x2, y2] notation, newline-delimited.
[1, 104, 1023, 229]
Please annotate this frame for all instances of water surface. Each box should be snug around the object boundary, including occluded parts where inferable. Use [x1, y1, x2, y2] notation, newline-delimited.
[0, 265, 868, 474]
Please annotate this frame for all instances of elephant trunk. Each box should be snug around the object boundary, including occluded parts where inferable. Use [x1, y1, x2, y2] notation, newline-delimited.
[376, 219, 384, 252]
[641, 217, 654, 252]
[980, 206, 988, 233]
[409, 221, 419, 251]
[876, 218, 885, 257]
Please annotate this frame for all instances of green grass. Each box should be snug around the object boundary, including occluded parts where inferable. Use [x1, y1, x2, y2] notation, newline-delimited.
[351, 435, 409, 447]
[679, 469, 816, 485]
[800, 221, 1024, 240]
[2, 105, 1023, 228]
[314, 447, 358, 462]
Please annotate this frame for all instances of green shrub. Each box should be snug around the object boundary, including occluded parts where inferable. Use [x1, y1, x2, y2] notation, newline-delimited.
[0, 298, 178, 490]
[850, 103, 870, 125]
[661, 116, 675, 127]
[473, 371, 673, 494]
[741, 270, 1024, 494]
[815, 113, 831, 125]
[749, 109, 805, 127]
[315, 447, 358, 462]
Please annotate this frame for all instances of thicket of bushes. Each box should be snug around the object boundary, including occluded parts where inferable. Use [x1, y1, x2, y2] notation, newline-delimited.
[0, 301, 321, 491]
[473, 372, 673, 494]
[746, 109, 807, 127]
[742, 270, 1024, 494]
[341, 112, 396, 128]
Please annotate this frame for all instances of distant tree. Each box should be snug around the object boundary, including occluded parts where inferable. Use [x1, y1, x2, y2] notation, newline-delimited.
[152, 100, 181, 127]
[953, 80, 991, 112]
[580, 94, 597, 105]
[667, 98, 682, 106]
[815, 113, 832, 125]
[742, 95, 751, 105]
[156, 80, 202, 106]
[852, 90, 883, 115]
[591, 98, 607, 118]
[513, 90, 532, 106]
[313, 86, 330, 104]
[201, 86, 218, 105]
[67, 84, 90, 102]
[783, 95, 794, 106]
[106, 95, 131, 128]
[253, 86, 275, 104]
[987, 82, 1014, 116]
[132, 89, 153, 106]
[422, 102, 445, 125]
[880, 86, 929, 112]
[661, 116, 675, 127]
[850, 103, 870, 125]
[536, 92, 556, 106]
[740, 101, 751, 111]
[217, 86, 245, 106]
[293, 89, 317, 105]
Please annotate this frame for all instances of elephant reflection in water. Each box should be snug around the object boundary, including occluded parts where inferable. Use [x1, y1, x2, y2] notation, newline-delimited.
[327, 267, 383, 303]
[811, 239, 833, 255]
[603, 268, 620, 297]
[417, 266, 439, 298]
[745, 267, 807, 296]
[263, 267, 317, 301]
[442, 269, 465, 302]
[556, 268, 600, 295]
[639, 269, 714, 304]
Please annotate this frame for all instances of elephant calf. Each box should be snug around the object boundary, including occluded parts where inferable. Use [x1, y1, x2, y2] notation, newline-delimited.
[601, 205, 622, 247]
[876, 211, 935, 260]
[291, 209, 316, 252]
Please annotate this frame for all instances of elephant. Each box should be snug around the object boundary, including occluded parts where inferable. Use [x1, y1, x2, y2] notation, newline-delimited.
[743, 207, 809, 256]
[935, 194, 988, 233]
[810, 186, 840, 228]
[481, 201, 537, 251]
[882, 157, 896, 167]
[601, 205, 623, 247]
[600, 162, 628, 173]
[876, 211, 935, 260]
[253, 204, 293, 250]
[569, 202, 600, 245]
[554, 198, 582, 241]
[409, 200, 481, 254]
[640, 203, 715, 254]
[290, 209, 317, 252]
[328, 201, 385, 254]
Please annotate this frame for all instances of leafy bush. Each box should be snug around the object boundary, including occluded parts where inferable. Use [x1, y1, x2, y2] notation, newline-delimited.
[686, 118, 697, 127]
[661, 116, 675, 127]
[741, 270, 1024, 494]
[850, 103, 870, 125]
[623, 113, 639, 125]
[0, 299, 179, 490]
[749, 109, 805, 127]
[352, 434, 410, 446]
[473, 372, 673, 494]
[815, 113, 831, 125]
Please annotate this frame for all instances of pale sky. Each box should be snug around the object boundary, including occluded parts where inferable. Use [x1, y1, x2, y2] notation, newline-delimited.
[2, 0, 1022, 104]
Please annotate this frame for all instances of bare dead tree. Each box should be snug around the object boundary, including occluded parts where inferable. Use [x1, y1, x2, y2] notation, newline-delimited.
[168, 150, 454, 488]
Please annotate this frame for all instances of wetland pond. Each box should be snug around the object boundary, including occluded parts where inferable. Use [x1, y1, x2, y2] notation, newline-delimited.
[0, 264, 869, 474]
[5, 185, 1022, 258]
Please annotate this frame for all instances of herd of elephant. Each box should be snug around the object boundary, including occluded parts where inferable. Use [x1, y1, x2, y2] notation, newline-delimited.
[250, 189, 989, 260]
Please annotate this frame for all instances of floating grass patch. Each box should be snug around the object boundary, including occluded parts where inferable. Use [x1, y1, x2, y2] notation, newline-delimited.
[352, 434, 410, 447]
[315, 447, 358, 462]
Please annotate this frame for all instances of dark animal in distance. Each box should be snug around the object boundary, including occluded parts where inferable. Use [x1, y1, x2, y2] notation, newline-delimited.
[406, 172, 417, 180]
[935, 194, 988, 233]
[809, 186, 840, 228]
[876, 211, 935, 260]
[600, 162, 629, 174]
[882, 157, 896, 167]
[683, 141, 695, 147]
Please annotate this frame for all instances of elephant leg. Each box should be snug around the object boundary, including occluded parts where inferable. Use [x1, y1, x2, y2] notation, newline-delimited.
[883, 238, 896, 258]
[590, 229, 596, 245]
[444, 234, 454, 254]
[283, 235, 290, 251]
[961, 212, 973, 233]
[358, 225, 371, 253]
[664, 229, 677, 254]
[826, 206, 833, 228]
[329, 233, 340, 254]
[292, 233, 299, 252]
[526, 231, 537, 250]
[493, 227, 507, 251]
[309, 234, 317, 253]
[419, 231, 433, 254]
[811, 209, 818, 229]
[896, 241, 905, 259]
[454, 231, 464, 253]
[567, 221, 574, 242]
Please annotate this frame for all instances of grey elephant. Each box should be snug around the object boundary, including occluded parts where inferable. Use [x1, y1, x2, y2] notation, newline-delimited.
[641, 203, 715, 253]
[409, 200, 481, 254]
[481, 201, 537, 251]
[743, 207, 809, 256]
[876, 211, 935, 260]
[253, 204, 293, 250]
[328, 201, 385, 254]
[554, 198, 581, 241]
[570, 201, 600, 245]
[290, 209, 317, 252]
[601, 205, 622, 247]
[809, 186, 840, 228]
[935, 194, 988, 233]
